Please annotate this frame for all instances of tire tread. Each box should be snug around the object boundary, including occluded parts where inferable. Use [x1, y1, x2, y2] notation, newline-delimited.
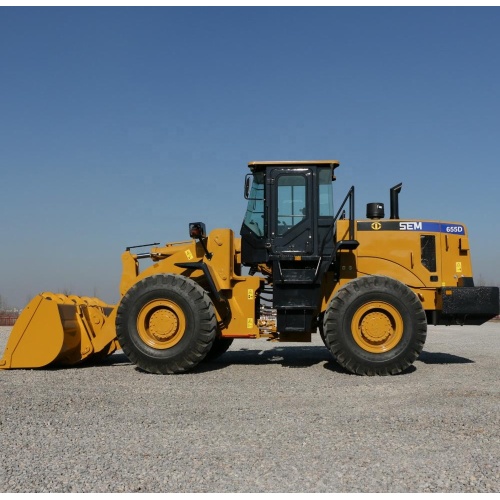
[324, 275, 427, 376]
[116, 273, 217, 374]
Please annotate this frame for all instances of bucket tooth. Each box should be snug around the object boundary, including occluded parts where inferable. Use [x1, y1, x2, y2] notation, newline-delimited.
[0, 292, 118, 370]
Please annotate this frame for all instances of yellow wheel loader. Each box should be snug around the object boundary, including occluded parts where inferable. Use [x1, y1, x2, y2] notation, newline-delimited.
[1, 160, 499, 375]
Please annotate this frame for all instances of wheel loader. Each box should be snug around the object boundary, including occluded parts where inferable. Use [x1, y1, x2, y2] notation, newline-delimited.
[1, 160, 498, 375]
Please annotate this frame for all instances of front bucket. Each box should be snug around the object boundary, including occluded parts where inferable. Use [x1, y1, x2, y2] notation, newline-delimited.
[0, 293, 119, 370]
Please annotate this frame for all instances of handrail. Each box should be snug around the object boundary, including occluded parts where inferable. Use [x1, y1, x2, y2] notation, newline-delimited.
[333, 185, 355, 241]
[319, 185, 355, 256]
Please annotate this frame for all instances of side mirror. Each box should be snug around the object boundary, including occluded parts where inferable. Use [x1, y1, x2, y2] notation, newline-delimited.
[189, 222, 212, 260]
[189, 222, 207, 239]
[244, 174, 251, 199]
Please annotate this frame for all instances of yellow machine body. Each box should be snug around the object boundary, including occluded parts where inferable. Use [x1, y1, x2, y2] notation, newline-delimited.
[119, 229, 263, 338]
[0, 220, 486, 369]
[321, 218, 473, 311]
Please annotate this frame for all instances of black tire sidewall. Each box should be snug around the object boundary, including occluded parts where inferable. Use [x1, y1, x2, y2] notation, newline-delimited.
[116, 274, 216, 372]
[339, 288, 418, 365]
[325, 276, 427, 374]
[123, 283, 201, 361]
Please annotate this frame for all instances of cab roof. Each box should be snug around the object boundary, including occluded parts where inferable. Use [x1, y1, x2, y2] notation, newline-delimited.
[247, 160, 340, 179]
[248, 160, 339, 168]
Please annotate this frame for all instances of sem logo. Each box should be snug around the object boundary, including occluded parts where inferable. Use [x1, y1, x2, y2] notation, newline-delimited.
[399, 221, 423, 231]
[371, 222, 382, 230]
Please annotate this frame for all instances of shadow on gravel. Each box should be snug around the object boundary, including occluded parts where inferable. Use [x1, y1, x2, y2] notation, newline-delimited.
[199, 349, 423, 376]
[37, 352, 134, 371]
[192, 349, 474, 376]
[96, 352, 132, 366]
[196, 345, 341, 373]
[19, 349, 473, 375]
[418, 351, 474, 365]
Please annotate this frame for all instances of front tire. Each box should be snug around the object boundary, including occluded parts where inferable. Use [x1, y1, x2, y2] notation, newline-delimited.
[324, 275, 427, 375]
[116, 274, 217, 374]
[203, 337, 234, 361]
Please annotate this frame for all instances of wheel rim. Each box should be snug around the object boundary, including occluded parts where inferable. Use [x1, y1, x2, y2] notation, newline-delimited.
[137, 299, 186, 349]
[351, 301, 404, 353]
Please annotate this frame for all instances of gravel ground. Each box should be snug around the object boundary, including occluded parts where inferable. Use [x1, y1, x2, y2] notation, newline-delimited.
[0, 322, 499, 493]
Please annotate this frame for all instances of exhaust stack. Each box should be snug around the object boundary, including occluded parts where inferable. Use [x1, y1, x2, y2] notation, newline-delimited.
[390, 183, 402, 219]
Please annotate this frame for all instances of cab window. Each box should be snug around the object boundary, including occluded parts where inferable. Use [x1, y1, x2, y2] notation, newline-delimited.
[276, 175, 306, 236]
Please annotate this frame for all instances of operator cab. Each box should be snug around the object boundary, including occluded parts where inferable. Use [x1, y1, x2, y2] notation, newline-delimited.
[240, 160, 358, 334]
[241, 160, 340, 266]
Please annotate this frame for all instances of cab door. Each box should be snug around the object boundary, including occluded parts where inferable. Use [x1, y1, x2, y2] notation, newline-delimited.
[269, 168, 313, 255]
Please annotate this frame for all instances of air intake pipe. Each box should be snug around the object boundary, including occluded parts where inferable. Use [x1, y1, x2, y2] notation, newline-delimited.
[390, 183, 402, 219]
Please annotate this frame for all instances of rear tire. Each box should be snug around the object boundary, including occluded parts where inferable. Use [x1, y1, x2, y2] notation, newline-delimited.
[324, 275, 427, 375]
[317, 313, 329, 348]
[116, 274, 217, 374]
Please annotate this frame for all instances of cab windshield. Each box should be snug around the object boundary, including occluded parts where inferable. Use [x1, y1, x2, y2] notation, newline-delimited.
[243, 172, 265, 236]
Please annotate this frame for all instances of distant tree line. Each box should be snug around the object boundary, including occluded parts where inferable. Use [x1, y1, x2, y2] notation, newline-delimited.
[0, 294, 19, 325]
[0, 293, 21, 314]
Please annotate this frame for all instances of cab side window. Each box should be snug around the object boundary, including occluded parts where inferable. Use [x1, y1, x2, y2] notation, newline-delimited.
[276, 175, 306, 236]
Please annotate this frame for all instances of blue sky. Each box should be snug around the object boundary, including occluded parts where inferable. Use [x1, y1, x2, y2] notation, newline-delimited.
[1, 7, 499, 308]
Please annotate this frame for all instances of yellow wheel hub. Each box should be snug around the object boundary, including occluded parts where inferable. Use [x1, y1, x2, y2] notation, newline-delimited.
[137, 299, 186, 349]
[351, 301, 403, 353]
